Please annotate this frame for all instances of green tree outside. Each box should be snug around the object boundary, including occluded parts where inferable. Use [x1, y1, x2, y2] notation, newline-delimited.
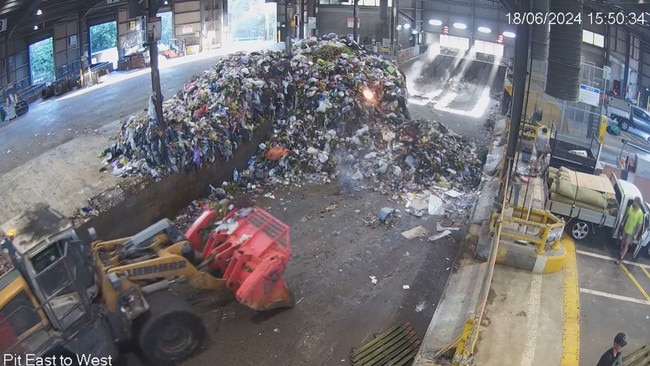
[90, 21, 117, 53]
[158, 11, 174, 47]
[29, 37, 54, 84]
[229, 0, 277, 41]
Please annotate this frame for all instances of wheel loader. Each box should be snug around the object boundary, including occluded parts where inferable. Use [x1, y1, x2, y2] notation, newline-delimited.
[0, 202, 293, 365]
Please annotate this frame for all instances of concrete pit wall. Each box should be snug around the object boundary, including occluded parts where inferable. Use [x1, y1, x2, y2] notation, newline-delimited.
[75, 120, 272, 242]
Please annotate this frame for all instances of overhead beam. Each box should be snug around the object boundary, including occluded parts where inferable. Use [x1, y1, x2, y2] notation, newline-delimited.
[8, 0, 44, 38]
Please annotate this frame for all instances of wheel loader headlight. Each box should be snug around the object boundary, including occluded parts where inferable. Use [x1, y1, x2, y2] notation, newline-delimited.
[119, 289, 147, 319]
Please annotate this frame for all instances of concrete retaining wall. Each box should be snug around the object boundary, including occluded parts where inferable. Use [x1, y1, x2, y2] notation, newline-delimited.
[74, 121, 272, 242]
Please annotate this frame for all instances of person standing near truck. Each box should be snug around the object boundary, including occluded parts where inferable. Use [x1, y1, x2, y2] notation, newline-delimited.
[534, 127, 551, 175]
[618, 197, 644, 264]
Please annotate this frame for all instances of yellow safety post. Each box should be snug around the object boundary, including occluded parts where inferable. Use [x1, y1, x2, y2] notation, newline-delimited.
[598, 115, 608, 144]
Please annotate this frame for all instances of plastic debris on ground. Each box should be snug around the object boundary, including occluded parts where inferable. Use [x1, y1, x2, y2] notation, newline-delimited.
[97, 35, 483, 204]
[401, 225, 429, 239]
[428, 230, 453, 242]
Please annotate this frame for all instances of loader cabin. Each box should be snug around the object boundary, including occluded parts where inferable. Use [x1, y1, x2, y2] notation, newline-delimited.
[0, 204, 97, 354]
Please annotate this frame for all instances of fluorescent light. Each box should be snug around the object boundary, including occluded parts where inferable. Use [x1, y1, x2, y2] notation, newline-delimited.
[164, 0, 168, 4]
[33, 25, 38, 30]
[36, 9, 42, 15]
[453, 22, 467, 30]
[429, 19, 442, 26]
[412, 30, 418, 34]
[403, 23, 411, 29]
[503, 31, 516, 38]
[396, 25, 402, 30]
[478, 26, 491, 33]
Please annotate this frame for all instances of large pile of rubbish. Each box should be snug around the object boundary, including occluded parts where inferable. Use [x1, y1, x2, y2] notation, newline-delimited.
[100, 36, 482, 194]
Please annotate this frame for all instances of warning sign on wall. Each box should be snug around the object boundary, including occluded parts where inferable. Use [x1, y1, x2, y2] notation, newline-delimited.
[347, 17, 359, 28]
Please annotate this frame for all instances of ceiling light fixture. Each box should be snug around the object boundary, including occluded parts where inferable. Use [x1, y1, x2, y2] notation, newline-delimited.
[403, 23, 411, 29]
[412, 30, 418, 34]
[36, 9, 42, 15]
[429, 19, 442, 26]
[164, 0, 168, 4]
[33, 25, 38, 30]
[503, 31, 516, 38]
[478, 26, 491, 33]
[453, 22, 467, 29]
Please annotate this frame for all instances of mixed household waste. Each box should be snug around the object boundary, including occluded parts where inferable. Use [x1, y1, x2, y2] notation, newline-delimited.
[96, 35, 486, 220]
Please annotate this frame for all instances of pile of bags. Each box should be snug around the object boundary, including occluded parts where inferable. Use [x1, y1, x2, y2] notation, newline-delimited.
[99, 35, 483, 195]
[548, 166, 618, 215]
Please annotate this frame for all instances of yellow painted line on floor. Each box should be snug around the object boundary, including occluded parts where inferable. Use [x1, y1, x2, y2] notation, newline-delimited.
[562, 237, 580, 366]
[640, 266, 650, 283]
[619, 263, 650, 302]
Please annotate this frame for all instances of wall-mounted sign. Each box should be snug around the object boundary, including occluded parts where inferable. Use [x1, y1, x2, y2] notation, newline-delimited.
[308, 17, 316, 30]
[0, 19, 7, 33]
[181, 24, 194, 34]
[69, 35, 77, 46]
[129, 20, 136, 31]
[147, 17, 162, 42]
[579, 84, 601, 107]
[347, 17, 360, 28]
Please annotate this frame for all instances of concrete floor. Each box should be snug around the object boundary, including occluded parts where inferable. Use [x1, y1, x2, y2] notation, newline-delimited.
[472, 267, 564, 366]
[574, 233, 650, 365]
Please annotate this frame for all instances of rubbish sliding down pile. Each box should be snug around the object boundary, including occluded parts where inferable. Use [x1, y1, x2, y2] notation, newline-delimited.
[100, 36, 483, 194]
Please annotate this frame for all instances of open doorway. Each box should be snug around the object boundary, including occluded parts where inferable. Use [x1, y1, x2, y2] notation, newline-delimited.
[228, 0, 277, 42]
[89, 21, 118, 69]
[157, 11, 184, 59]
[29, 37, 54, 84]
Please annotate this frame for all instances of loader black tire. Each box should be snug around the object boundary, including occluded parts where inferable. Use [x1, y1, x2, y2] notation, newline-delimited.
[136, 291, 206, 366]
[53, 82, 67, 96]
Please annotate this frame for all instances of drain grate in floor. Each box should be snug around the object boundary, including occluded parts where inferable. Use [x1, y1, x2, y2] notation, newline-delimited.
[350, 322, 421, 366]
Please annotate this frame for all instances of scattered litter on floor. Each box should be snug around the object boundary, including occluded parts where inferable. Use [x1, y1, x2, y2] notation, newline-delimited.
[369, 276, 377, 285]
[428, 194, 444, 215]
[415, 301, 427, 312]
[444, 189, 463, 198]
[378, 207, 395, 222]
[401, 225, 429, 239]
[428, 230, 452, 242]
[402, 285, 410, 290]
[437, 222, 460, 232]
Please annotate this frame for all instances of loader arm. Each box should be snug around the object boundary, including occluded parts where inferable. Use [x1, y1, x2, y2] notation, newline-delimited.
[105, 242, 227, 290]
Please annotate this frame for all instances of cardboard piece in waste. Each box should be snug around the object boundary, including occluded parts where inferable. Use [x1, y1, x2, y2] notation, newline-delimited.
[401, 225, 429, 239]
[428, 230, 452, 242]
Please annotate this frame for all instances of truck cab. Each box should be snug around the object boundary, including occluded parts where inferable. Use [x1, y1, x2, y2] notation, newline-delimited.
[612, 105, 650, 136]
[0, 204, 118, 359]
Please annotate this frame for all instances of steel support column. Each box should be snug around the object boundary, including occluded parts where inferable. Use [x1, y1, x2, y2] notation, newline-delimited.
[353, 0, 359, 43]
[623, 31, 631, 99]
[501, 12, 530, 200]
[148, 0, 165, 134]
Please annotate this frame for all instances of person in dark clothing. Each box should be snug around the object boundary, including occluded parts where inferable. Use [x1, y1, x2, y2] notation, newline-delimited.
[596, 332, 627, 366]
